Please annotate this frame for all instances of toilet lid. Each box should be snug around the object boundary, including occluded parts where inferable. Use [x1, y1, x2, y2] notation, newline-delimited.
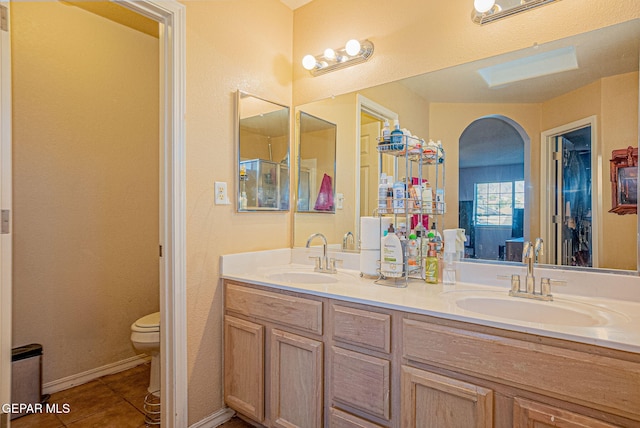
[134, 312, 160, 329]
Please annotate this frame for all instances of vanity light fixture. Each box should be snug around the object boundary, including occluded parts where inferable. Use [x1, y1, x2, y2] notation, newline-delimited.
[472, 0, 561, 25]
[302, 39, 374, 76]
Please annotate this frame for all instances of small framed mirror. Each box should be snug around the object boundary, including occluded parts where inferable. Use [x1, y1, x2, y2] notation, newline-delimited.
[296, 111, 337, 213]
[236, 90, 290, 212]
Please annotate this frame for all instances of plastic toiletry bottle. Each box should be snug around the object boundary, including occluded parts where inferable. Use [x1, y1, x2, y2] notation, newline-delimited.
[407, 233, 419, 270]
[240, 191, 248, 210]
[390, 120, 404, 150]
[381, 224, 403, 278]
[381, 120, 391, 149]
[393, 178, 406, 214]
[378, 173, 388, 213]
[425, 242, 439, 284]
[443, 228, 467, 284]
[430, 223, 443, 252]
[422, 182, 433, 214]
[443, 229, 458, 285]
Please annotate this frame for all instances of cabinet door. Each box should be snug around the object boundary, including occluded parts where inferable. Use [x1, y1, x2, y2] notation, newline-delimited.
[270, 329, 323, 428]
[224, 316, 264, 422]
[514, 397, 619, 428]
[401, 365, 493, 428]
[330, 346, 391, 421]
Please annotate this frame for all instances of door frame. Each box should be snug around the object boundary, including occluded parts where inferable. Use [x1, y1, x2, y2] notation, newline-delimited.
[355, 95, 398, 242]
[113, 1, 187, 426]
[0, 1, 12, 423]
[0, 0, 187, 426]
[540, 116, 600, 267]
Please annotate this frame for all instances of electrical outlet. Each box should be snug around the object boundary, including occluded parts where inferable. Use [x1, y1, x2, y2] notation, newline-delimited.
[214, 181, 230, 205]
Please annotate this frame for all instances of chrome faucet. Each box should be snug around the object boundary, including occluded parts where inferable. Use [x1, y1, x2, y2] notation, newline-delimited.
[503, 237, 565, 301]
[342, 231, 355, 251]
[522, 240, 535, 294]
[306, 232, 337, 273]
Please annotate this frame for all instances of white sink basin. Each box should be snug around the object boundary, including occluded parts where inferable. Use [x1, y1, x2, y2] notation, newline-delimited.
[454, 295, 619, 327]
[265, 271, 340, 284]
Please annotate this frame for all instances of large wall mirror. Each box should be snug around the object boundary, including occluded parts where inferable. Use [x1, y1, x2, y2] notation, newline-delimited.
[236, 90, 290, 212]
[292, 19, 640, 274]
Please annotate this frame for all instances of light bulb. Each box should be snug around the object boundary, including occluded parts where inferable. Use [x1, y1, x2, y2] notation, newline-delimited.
[345, 39, 361, 56]
[474, 0, 495, 13]
[302, 54, 317, 70]
[324, 48, 336, 60]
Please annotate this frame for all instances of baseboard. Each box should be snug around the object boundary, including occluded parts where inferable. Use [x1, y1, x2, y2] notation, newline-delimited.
[189, 407, 235, 428]
[42, 354, 150, 395]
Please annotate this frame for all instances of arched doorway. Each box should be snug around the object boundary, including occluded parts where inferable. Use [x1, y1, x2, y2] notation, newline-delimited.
[459, 115, 529, 261]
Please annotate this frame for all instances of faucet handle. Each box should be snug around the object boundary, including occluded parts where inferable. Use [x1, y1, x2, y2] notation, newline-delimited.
[498, 274, 521, 293]
[308, 256, 322, 271]
[328, 257, 342, 273]
[540, 277, 567, 298]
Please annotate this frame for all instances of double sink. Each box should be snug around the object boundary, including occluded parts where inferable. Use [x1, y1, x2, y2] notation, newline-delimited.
[263, 270, 628, 328]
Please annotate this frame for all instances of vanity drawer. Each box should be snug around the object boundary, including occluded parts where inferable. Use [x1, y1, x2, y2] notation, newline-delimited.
[402, 318, 640, 421]
[331, 304, 391, 353]
[330, 346, 391, 421]
[329, 408, 386, 428]
[225, 282, 323, 335]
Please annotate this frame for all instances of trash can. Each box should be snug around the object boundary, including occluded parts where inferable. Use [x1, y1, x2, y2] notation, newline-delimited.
[11, 344, 43, 420]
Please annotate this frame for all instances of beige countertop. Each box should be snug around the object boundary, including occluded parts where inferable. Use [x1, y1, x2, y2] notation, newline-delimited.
[221, 248, 640, 354]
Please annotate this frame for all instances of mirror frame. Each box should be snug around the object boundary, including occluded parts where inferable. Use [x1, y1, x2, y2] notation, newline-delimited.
[235, 90, 291, 212]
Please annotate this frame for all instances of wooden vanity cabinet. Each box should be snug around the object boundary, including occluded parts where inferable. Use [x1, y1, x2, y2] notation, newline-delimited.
[224, 280, 640, 428]
[402, 314, 640, 428]
[328, 303, 394, 427]
[401, 365, 494, 428]
[223, 281, 324, 428]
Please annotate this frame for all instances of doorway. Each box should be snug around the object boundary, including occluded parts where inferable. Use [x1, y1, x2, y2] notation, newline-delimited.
[541, 118, 598, 267]
[0, 1, 187, 426]
[356, 95, 398, 243]
[458, 116, 528, 261]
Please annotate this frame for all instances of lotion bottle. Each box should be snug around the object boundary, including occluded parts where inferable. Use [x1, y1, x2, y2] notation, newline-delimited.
[381, 225, 403, 278]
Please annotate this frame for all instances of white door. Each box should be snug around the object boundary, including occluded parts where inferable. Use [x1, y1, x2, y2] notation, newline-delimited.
[0, 1, 11, 424]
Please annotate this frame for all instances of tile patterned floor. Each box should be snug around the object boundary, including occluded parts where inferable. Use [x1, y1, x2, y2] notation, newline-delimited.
[11, 363, 253, 427]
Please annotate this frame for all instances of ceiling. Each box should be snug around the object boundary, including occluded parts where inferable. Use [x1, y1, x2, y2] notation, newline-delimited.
[399, 19, 640, 104]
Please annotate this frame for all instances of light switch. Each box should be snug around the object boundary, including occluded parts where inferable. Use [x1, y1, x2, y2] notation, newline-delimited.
[336, 193, 344, 209]
[215, 181, 230, 205]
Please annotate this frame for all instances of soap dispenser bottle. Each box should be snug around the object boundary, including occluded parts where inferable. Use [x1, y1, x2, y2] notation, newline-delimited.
[425, 242, 439, 284]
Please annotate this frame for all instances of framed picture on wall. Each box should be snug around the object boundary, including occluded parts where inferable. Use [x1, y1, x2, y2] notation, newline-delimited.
[609, 146, 638, 215]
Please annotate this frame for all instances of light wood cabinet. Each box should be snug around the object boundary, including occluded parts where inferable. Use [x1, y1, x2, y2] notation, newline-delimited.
[330, 346, 391, 421]
[513, 398, 619, 428]
[224, 281, 324, 428]
[223, 280, 640, 428]
[270, 329, 323, 428]
[401, 365, 494, 428]
[224, 315, 265, 422]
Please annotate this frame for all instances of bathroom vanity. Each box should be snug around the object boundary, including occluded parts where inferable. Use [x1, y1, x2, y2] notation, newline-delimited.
[221, 249, 640, 428]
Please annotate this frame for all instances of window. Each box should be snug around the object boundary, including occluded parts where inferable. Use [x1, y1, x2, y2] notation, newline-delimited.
[475, 181, 524, 226]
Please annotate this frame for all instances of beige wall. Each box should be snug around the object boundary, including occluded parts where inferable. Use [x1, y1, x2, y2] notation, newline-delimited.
[182, 0, 292, 423]
[11, 2, 160, 381]
[429, 103, 543, 236]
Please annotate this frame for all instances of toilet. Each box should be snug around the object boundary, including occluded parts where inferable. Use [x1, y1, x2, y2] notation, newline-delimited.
[130, 312, 160, 395]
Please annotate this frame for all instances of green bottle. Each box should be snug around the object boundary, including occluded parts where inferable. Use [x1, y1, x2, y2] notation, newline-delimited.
[425, 242, 439, 284]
